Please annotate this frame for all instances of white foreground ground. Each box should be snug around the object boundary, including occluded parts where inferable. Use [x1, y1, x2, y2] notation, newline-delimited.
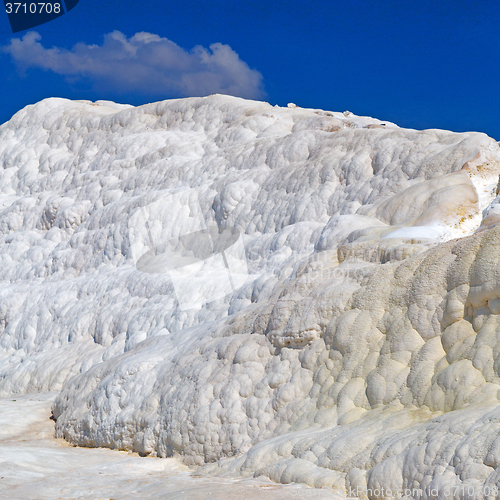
[2, 95, 500, 497]
[0, 394, 341, 499]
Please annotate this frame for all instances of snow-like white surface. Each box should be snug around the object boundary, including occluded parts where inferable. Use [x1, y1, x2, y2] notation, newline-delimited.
[0, 394, 338, 499]
[2, 94, 500, 496]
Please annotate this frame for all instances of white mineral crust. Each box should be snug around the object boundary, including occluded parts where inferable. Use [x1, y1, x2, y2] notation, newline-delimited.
[1, 95, 500, 495]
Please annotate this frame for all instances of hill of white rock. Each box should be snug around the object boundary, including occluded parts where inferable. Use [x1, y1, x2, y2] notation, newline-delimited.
[2, 94, 500, 495]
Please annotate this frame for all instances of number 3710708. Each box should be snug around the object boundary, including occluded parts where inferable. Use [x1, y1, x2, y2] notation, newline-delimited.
[5, 3, 61, 14]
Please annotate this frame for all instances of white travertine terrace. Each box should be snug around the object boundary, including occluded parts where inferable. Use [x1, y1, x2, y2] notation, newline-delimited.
[1, 94, 500, 495]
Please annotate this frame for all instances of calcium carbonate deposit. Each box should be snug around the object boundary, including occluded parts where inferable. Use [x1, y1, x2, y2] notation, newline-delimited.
[2, 94, 500, 497]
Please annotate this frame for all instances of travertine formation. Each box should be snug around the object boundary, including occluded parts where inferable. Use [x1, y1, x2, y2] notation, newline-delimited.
[1, 95, 500, 495]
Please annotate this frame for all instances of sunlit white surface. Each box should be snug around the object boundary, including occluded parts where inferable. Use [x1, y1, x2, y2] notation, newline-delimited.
[0, 394, 341, 499]
[1, 95, 500, 496]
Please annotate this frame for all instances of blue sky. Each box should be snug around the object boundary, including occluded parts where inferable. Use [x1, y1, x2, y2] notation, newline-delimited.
[1, 0, 499, 139]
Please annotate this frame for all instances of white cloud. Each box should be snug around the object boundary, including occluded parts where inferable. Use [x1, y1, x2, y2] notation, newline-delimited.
[2, 31, 265, 99]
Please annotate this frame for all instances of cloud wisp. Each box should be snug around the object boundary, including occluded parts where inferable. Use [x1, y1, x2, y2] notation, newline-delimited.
[2, 31, 265, 99]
